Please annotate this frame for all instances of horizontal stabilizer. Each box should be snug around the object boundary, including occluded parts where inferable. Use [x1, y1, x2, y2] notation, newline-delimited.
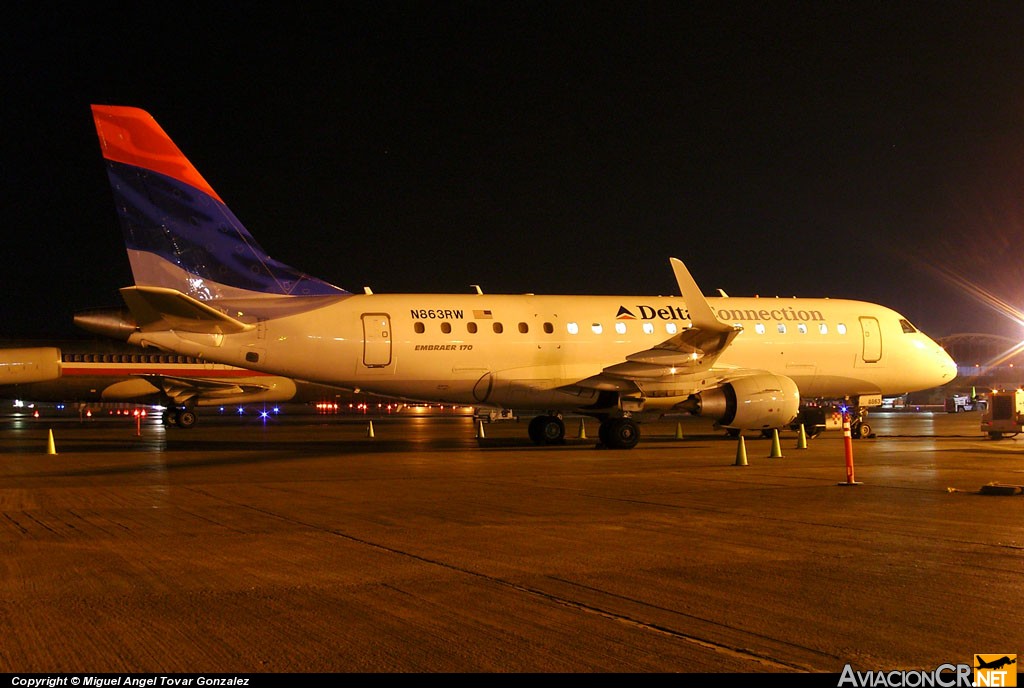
[120, 286, 255, 334]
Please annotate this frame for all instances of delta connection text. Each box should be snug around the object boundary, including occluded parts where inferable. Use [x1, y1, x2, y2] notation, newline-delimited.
[409, 304, 825, 322]
[11, 678, 249, 687]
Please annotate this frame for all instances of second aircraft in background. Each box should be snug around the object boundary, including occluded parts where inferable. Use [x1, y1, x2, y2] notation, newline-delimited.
[0, 337, 349, 427]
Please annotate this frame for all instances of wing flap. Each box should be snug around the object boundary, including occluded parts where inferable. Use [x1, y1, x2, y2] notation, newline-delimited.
[143, 374, 296, 406]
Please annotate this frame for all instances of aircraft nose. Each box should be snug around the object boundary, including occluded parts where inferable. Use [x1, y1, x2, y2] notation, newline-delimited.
[938, 347, 958, 381]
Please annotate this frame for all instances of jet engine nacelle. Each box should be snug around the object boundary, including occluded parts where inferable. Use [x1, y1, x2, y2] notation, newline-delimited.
[679, 373, 800, 430]
[0, 347, 62, 384]
[74, 307, 137, 340]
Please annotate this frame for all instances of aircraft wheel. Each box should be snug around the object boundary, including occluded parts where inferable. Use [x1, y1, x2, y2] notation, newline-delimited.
[601, 418, 640, 449]
[540, 415, 565, 444]
[176, 410, 197, 428]
[858, 422, 871, 438]
[528, 415, 564, 444]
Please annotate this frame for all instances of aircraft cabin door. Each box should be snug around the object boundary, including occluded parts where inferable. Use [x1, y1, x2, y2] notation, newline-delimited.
[361, 313, 392, 368]
[859, 316, 881, 363]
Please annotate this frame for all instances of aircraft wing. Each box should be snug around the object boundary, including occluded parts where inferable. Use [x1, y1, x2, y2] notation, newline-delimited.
[139, 374, 291, 407]
[568, 258, 741, 392]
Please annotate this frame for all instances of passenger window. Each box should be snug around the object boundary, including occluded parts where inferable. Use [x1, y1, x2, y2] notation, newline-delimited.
[567, 322, 579, 334]
[441, 322, 451, 334]
[615, 322, 626, 334]
[518, 322, 528, 333]
[591, 323, 603, 334]
[666, 323, 678, 335]
[819, 323, 828, 334]
[837, 323, 847, 335]
[543, 322, 553, 334]
[777, 324, 787, 334]
[642, 323, 654, 334]
[467, 322, 478, 334]
[755, 323, 766, 334]
[797, 323, 807, 334]
[493, 322, 503, 334]
[414, 322, 425, 334]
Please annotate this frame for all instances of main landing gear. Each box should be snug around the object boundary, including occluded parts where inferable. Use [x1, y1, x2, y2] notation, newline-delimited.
[598, 417, 640, 449]
[526, 414, 641, 449]
[163, 407, 197, 428]
[528, 414, 565, 444]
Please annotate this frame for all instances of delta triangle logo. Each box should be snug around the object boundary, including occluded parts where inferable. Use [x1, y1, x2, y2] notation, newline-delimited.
[616, 306, 636, 320]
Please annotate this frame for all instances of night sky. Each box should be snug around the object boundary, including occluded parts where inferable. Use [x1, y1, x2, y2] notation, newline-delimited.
[7, 3, 1024, 340]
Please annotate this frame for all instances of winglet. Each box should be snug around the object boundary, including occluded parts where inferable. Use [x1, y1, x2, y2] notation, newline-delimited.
[669, 258, 734, 333]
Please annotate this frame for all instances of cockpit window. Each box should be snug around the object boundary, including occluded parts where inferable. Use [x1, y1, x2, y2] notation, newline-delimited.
[899, 319, 917, 334]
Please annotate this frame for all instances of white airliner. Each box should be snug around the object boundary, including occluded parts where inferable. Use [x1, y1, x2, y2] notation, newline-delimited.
[82, 104, 957, 448]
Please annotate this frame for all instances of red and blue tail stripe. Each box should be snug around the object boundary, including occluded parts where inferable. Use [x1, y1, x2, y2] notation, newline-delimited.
[92, 105, 348, 298]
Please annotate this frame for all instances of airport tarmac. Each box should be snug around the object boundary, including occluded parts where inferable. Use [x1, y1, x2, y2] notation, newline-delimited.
[0, 408, 1020, 674]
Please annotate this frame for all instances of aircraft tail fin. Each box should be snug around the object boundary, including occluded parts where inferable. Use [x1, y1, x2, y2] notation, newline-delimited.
[91, 105, 349, 302]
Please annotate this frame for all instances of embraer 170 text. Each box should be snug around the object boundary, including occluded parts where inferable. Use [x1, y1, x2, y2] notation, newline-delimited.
[82, 105, 957, 449]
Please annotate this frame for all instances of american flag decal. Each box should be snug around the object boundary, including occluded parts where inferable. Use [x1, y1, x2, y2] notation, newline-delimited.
[473, 309, 493, 319]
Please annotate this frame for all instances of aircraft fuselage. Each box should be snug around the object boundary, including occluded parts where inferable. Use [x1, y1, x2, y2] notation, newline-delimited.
[128, 292, 954, 414]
